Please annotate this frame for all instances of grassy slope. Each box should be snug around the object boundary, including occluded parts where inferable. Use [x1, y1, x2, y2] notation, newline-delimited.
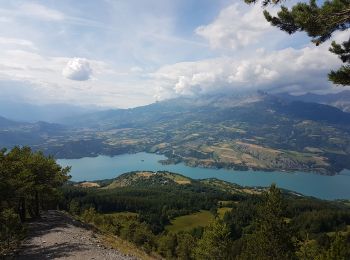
[165, 210, 214, 232]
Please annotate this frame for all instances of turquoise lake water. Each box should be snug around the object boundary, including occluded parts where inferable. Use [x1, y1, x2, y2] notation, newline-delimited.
[57, 152, 350, 200]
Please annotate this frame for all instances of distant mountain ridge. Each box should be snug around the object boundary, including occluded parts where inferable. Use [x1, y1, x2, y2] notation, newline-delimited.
[278, 90, 350, 112]
[62, 92, 350, 128]
[0, 116, 66, 148]
[1, 92, 350, 174]
[0, 101, 102, 123]
[0, 116, 21, 128]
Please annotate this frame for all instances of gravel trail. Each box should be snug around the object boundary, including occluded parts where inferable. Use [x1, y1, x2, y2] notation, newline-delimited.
[15, 210, 135, 260]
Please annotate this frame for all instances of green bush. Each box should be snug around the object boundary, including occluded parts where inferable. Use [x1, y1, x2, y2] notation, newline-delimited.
[0, 208, 24, 256]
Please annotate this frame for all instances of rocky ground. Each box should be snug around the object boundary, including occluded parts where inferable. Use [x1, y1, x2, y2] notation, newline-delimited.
[13, 210, 136, 260]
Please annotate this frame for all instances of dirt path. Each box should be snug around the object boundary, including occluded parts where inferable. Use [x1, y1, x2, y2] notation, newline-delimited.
[14, 210, 135, 260]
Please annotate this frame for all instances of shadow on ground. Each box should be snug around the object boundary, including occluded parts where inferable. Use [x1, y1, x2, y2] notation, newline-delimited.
[10, 211, 95, 260]
[15, 242, 87, 259]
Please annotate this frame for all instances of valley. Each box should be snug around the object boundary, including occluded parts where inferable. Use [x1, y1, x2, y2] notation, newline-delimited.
[1, 92, 350, 175]
[2, 1, 350, 258]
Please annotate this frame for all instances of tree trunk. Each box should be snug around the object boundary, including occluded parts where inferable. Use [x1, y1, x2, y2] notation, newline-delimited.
[40, 194, 44, 211]
[28, 206, 35, 219]
[34, 190, 40, 218]
[18, 197, 26, 222]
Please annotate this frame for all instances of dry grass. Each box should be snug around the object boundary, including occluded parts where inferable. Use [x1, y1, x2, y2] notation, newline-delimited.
[136, 172, 154, 178]
[102, 234, 160, 260]
[242, 188, 262, 195]
[75, 182, 100, 188]
[163, 173, 191, 184]
[235, 141, 281, 155]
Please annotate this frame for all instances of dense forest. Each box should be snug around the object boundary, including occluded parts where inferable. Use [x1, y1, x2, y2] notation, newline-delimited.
[0, 147, 70, 255]
[61, 171, 350, 259]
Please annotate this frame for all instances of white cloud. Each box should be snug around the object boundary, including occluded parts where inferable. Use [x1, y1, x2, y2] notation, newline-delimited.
[0, 46, 155, 107]
[0, 37, 36, 49]
[0, 1, 346, 108]
[196, 3, 272, 50]
[130, 66, 144, 73]
[152, 40, 343, 99]
[0, 3, 65, 23]
[62, 58, 93, 81]
[19, 3, 65, 21]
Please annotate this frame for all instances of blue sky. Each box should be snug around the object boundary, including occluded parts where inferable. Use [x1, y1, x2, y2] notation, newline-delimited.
[0, 0, 347, 108]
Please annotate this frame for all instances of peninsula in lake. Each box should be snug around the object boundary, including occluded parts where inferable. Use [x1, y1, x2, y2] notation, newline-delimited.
[1, 92, 350, 175]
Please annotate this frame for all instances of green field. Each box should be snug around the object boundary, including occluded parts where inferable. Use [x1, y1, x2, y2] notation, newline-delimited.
[327, 225, 350, 237]
[165, 210, 214, 232]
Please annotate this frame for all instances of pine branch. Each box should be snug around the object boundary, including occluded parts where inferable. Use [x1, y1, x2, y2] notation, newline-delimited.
[329, 65, 350, 85]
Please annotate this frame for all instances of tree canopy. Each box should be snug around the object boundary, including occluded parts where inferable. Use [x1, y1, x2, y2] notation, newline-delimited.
[0, 146, 70, 254]
[240, 184, 296, 259]
[245, 0, 350, 86]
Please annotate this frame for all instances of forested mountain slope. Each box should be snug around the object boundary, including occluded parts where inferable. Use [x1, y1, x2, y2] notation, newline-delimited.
[61, 171, 350, 259]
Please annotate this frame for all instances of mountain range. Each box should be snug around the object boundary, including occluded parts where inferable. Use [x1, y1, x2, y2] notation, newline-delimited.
[0, 100, 102, 123]
[278, 90, 350, 112]
[0, 91, 350, 175]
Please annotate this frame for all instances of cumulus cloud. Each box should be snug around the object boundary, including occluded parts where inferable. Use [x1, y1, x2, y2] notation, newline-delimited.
[152, 40, 343, 99]
[0, 46, 154, 107]
[0, 1, 347, 108]
[62, 58, 93, 81]
[195, 3, 272, 50]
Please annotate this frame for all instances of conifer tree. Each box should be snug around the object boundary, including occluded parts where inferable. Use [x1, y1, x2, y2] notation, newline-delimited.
[194, 219, 231, 260]
[320, 233, 350, 260]
[0, 146, 70, 254]
[240, 184, 296, 259]
[176, 233, 196, 260]
[244, 0, 350, 86]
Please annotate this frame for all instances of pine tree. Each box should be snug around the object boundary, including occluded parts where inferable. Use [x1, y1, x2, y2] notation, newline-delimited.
[244, 0, 350, 86]
[320, 233, 350, 260]
[176, 233, 196, 260]
[240, 184, 296, 260]
[194, 219, 231, 260]
[0, 147, 70, 254]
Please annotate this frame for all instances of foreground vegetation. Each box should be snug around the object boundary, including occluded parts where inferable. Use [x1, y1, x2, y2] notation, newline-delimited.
[1, 147, 350, 259]
[62, 171, 350, 259]
[0, 147, 70, 255]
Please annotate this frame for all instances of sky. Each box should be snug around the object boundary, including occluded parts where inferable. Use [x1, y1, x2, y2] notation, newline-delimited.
[0, 0, 348, 108]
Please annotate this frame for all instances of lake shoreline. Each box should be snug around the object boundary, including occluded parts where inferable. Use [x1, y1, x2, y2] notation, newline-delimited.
[58, 152, 350, 200]
[55, 151, 343, 176]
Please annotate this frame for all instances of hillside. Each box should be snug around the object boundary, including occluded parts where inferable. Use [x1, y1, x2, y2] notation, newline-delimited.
[61, 171, 350, 259]
[0, 116, 67, 147]
[0, 101, 100, 123]
[60, 93, 350, 174]
[279, 90, 350, 112]
[101, 171, 260, 195]
[1, 93, 350, 174]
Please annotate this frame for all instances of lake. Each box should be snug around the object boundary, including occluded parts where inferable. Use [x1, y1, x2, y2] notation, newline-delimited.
[58, 152, 350, 200]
